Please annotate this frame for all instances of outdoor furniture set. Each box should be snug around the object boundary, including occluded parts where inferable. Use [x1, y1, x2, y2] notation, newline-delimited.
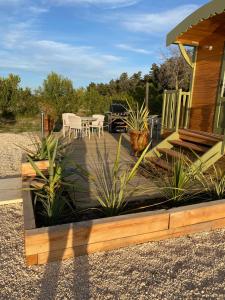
[62, 113, 104, 139]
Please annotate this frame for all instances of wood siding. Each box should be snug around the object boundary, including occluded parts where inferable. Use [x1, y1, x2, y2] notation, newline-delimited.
[189, 35, 225, 132]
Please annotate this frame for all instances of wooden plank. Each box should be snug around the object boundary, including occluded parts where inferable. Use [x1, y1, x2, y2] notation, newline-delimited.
[0, 177, 22, 205]
[146, 157, 172, 171]
[37, 229, 171, 264]
[169, 139, 209, 153]
[21, 160, 49, 177]
[169, 199, 225, 228]
[26, 254, 38, 265]
[25, 210, 169, 255]
[22, 183, 36, 230]
[36, 216, 225, 265]
[179, 134, 216, 146]
[179, 129, 221, 143]
[156, 148, 188, 160]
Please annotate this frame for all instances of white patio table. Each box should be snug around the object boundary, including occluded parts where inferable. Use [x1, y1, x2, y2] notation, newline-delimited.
[81, 117, 97, 138]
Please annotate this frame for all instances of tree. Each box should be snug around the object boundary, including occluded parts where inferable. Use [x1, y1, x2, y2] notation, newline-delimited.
[0, 74, 21, 118]
[38, 72, 76, 118]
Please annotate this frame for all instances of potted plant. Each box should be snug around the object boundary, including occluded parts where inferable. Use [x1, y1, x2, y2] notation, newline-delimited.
[125, 101, 150, 156]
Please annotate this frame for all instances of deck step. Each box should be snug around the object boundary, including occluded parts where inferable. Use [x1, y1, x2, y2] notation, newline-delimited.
[157, 148, 188, 160]
[169, 140, 209, 153]
[182, 129, 223, 141]
[178, 129, 219, 146]
[146, 157, 172, 171]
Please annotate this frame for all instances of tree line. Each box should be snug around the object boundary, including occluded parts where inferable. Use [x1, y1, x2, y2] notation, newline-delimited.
[0, 49, 191, 122]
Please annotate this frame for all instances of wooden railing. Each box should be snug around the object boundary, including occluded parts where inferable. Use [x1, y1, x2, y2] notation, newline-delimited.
[161, 89, 191, 134]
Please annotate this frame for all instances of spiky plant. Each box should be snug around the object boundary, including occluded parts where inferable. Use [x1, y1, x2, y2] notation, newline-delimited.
[124, 100, 149, 132]
[90, 135, 150, 216]
[29, 140, 78, 225]
[197, 165, 225, 200]
[18, 133, 68, 161]
[153, 156, 198, 203]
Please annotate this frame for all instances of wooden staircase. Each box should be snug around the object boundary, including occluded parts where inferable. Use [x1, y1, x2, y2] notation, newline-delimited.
[146, 129, 225, 172]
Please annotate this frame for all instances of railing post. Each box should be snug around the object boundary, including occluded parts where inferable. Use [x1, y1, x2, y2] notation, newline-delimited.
[222, 128, 225, 155]
[161, 90, 167, 135]
[175, 89, 182, 132]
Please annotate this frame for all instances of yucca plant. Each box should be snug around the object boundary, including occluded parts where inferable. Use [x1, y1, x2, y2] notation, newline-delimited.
[125, 100, 149, 132]
[90, 135, 150, 217]
[29, 140, 78, 225]
[19, 133, 68, 161]
[124, 100, 150, 156]
[153, 156, 198, 203]
[197, 165, 225, 200]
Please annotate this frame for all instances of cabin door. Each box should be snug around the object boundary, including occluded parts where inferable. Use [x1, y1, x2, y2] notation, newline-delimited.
[214, 47, 225, 134]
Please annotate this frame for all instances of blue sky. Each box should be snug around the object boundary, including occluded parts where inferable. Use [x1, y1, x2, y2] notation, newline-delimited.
[0, 0, 208, 88]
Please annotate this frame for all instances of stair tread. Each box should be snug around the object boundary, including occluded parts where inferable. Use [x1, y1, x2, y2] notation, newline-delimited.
[169, 140, 209, 153]
[146, 157, 172, 171]
[178, 129, 221, 144]
[182, 129, 223, 141]
[157, 148, 188, 160]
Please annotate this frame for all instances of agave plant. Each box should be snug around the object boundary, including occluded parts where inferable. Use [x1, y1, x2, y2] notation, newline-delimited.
[90, 135, 150, 216]
[124, 100, 149, 132]
[29, 140, 78, 225]
[197, 165, 225, 200]
[19, 133, 68, 161]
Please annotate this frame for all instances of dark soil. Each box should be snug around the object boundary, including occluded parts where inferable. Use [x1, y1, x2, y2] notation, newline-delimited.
[33, 190, 217, 228]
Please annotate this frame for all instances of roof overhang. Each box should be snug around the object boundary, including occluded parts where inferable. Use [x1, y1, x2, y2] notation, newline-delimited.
[167, 0, 225, 46]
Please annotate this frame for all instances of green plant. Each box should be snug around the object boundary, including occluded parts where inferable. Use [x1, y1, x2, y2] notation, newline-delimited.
[124, 100, 149, 132]
[152, 156, 197, 203]
[29, 140, 77, 225]
[19, 133, 68, 161]
[90, 135, 150, 216]
[197, 165, 225, 200]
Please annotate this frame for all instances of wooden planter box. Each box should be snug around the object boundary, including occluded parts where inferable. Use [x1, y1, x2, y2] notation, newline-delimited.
[23, 183, 225, 265]
[21, 160, 49, 177]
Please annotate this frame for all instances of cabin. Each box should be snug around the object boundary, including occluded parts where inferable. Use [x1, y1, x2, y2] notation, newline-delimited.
[147, 0, 225, 171]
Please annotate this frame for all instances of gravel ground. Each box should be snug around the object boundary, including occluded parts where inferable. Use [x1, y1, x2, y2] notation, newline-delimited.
[0, 133, 37, 178]
[1, 203, 225, 300]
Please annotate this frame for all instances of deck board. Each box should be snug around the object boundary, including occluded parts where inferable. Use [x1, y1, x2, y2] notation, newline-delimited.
[68, 132, 159, 209]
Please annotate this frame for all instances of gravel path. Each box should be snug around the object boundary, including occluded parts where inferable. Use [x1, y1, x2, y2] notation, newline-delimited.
[1, 203, 225, 300]
[0, 133, 37, 178]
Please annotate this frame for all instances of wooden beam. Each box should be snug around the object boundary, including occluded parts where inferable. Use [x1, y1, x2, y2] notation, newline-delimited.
[178, 43, 194, 68]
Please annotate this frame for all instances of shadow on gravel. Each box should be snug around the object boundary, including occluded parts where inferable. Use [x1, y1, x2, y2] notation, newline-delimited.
[37, 136, 91, 300]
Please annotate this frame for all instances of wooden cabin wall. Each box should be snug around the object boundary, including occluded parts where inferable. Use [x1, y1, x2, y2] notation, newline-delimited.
[189, 36, 225, 133]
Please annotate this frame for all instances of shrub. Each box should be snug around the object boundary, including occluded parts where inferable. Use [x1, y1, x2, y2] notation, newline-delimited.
[90, 135, 150, 216]
[29, 140, 78, 225]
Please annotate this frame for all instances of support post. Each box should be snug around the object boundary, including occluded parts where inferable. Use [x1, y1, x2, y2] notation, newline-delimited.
[178, 43, 194, 68]
[175, 89, 182, 132]
[161, 90, 167, 135]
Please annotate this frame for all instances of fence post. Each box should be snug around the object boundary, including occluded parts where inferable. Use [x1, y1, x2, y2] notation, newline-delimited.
[161, 90, 167, 135]
[175, 89, 182, 132]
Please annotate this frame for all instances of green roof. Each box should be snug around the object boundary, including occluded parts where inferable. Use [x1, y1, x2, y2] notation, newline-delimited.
[167, 0, 225, 46]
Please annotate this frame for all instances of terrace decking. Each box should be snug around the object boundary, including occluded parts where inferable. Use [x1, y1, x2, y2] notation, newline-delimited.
[68, 132, 159, 209]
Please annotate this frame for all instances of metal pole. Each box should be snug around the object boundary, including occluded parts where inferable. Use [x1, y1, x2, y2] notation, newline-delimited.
[145, 81, 149, 108]
[41, 111, 44, 138]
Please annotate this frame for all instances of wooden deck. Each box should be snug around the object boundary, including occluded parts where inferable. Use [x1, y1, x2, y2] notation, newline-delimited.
[68, 132, 159, 209]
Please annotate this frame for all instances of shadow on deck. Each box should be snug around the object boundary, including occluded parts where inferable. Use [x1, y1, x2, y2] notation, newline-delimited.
[67, 132, 159, 209]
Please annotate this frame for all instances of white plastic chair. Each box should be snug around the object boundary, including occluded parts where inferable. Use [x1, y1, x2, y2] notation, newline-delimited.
[90, 114, 105, 138]
[62, 113, 76, 137]
[68, 115, 90, 139]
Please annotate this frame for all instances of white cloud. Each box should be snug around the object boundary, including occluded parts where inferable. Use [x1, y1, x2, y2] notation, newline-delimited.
[116, 43, 151, 55]
[121, 5, 199, 34]
[48, 0, 140, 9]
[0, 20, 125, 84]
